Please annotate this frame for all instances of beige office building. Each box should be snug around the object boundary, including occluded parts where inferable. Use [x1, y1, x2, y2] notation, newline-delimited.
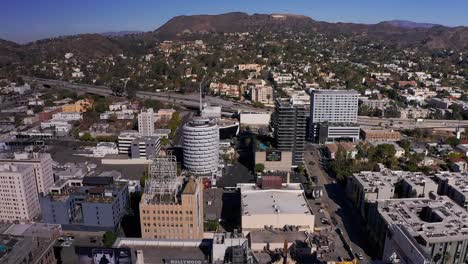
[238, 183, 314, 233]
[140, 177, 204, 240]
[0, 163, 41, 222]
[0, 152, 54, 195]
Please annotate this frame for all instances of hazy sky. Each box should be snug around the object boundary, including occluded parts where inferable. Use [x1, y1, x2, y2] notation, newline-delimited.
[2, 0, 468, 44]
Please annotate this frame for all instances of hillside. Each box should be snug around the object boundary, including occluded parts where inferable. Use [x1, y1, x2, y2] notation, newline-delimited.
[23, 34, 123, 60]
[154, 12, 468, 50]
[1, 12, 468, 67]
[0, 39, 23, 65]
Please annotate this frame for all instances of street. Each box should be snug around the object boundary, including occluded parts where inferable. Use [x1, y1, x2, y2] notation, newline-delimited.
[304, 143, 372, 262]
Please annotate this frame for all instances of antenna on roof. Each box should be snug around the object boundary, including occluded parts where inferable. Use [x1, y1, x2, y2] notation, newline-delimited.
[199, 76, 206, 115]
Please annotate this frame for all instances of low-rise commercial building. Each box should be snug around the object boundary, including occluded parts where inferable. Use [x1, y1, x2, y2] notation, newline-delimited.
[238, 182, 314, 233]
[361, 128, 401, 142]
[316, 123, 360, 143]
[254, 150, 292, 172]
[61, 98, 93, 113]
[92, 142, 119, 157]
[52, 112, 83, 121]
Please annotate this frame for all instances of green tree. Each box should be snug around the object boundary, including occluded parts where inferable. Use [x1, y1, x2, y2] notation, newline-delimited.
[329, 145, 354, 182]
[102, 231, 117, 247]
[80, 132, 95, 141]
[168, 112, 181, 138]
[446, 137, 460, 147]
[255, 163, 265, 173]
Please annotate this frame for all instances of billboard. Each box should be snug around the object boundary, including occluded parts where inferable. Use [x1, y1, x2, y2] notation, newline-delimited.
[265, 150, 282, 161]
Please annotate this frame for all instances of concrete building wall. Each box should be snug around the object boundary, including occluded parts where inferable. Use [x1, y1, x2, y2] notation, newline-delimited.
[183, 118, 219, 174]
[138, 108, 155, 137]
[0, 153, 55, 196]
[255, 151, 292, 171]
[40, 196, 71, 225]
[0, 164, 41, 222]
[361, 129, 401, 142]
[140, 179, 204, 240]
[82, 202, 116, 228]
[242, 214, 314, 232]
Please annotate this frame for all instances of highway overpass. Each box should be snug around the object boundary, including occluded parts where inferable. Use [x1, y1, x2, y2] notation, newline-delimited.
[24, 76, 259, 113]
[358, 116, 468, 130]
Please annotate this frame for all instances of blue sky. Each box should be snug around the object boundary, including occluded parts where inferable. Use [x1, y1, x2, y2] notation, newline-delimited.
[2, 0, 468, 44]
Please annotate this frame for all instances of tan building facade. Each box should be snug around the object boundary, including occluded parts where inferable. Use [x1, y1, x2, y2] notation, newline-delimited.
[252, 85, 273, 105]
[140, 177, 204, 240]
[0, 164, 41, 222]
[361, 128, 401, 142]
[61, 98, 93, 113]
[255, 151, 292, 172]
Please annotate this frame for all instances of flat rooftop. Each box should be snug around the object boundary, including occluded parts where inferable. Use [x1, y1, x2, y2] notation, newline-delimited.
[435, 172, 468, 196]
[250, 230, 309, 244]
[377, 196, 468, 244]
[239, 183, 311, 216]
[312, 89, 359, 95]
[353, 169, 433, 190]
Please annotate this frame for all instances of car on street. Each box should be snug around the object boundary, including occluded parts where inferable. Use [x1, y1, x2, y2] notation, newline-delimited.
[355, 253, 364, 260]
[320, 217, 329, 224]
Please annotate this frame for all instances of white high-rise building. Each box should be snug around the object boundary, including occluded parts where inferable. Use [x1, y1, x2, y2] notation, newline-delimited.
[138, 108, 155, 136]
[0, 163, 41, 222]
[0, 152, 54, 195]
[310, 89, 359, 124]
[183, 117, 219, 175]
[310, 89, 360, 143]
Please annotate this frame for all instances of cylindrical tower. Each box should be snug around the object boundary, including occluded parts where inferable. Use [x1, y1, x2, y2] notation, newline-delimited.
[183, 117, 219, 174]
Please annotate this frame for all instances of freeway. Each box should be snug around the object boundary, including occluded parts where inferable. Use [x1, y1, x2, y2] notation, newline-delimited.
[23, 76, 259, 113]
[358, 116, 468, 129]
[304, 143, 372, 262]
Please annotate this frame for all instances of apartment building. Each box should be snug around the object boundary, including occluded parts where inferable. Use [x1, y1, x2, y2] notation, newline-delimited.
[138, 108, 155, 136]
[310, 89, 360, 143]
[347, 169, 437, 218]
[272, 98, 307, 165]
[367, 196, 468, 264]
[251, 85, 273, 105]
[0, 164, 41, 222]
[434, 172, 468, 209]
[0, 152, 54, 195]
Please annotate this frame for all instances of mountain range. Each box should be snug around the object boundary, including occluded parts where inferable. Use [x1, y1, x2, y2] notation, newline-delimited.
[1, 12, 467, 65]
